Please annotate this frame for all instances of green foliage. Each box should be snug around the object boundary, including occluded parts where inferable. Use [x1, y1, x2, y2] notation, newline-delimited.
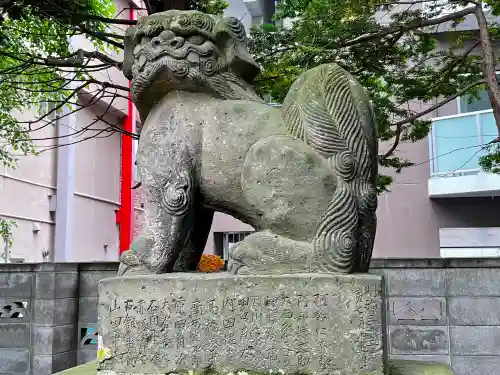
[0, 219, 16, 249]
[0, 1, 116, 166]
[249, 0, 498, 193]
[187, 0, 229, 14]
[479, 142, 500, 174]
[0, 1, 116, 245]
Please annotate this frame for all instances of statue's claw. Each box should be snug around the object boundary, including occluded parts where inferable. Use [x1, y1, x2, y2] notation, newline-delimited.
[117, 250, 151, 276]
[227, 259, 249, 275]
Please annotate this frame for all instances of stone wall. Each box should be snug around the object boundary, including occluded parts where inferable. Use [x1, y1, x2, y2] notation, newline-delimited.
[0, 263, 117, 375]
[0, 264, 80, 375]
[1, 259, 500, 374]
[371, 258, 500, 375]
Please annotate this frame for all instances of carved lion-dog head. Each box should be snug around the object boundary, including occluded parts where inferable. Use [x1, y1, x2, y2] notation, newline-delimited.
[123, 10, 260, 113]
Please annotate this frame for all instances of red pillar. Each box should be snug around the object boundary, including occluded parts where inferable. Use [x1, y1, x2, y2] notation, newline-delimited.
[118, 7, 136, 255]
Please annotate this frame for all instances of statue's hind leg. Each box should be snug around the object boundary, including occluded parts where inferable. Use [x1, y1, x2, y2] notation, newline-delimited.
[352, 182, 378, 272]
[311, 180, 359, 273]
[228, 230, 313, 274]
[229, 135, 343, 275]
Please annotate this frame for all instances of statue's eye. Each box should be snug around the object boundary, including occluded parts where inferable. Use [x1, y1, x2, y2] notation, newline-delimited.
[159, 30, 176, 40]
[188, 35, 204, 45]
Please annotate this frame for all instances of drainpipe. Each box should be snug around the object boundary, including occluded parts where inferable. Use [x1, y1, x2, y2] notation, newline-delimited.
[54, 100, 77, 261]
[117, 6, 136, 255]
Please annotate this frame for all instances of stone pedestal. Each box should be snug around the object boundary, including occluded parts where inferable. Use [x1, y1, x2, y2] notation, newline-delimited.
[97, 273, 386, 375]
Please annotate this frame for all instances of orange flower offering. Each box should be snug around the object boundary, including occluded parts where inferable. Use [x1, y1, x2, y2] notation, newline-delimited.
[197, 254, 225, 272]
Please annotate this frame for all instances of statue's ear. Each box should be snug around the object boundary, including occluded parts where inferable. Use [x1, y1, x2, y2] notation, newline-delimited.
[225, 41, 261, 84]
[215, 17, 260, 83]
[123, 27, 138, 81]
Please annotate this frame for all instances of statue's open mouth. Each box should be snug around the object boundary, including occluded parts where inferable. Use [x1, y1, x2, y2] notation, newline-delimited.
[141, 40, 214, 61]
[130, 39, 218, 101]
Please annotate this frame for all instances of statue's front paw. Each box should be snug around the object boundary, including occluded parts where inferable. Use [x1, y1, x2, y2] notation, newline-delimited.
[117, 250, 150, 276]
[227, 259, 249, 275]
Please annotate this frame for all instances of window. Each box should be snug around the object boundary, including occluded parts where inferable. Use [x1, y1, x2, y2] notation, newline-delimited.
[458, 72, 500, 114]
[39, 101, 57, 122]
[422, 0, 490, 15]
[264, 93, 283, 108]
[213, 231, 254, 264]
[422, 0, 466, 14]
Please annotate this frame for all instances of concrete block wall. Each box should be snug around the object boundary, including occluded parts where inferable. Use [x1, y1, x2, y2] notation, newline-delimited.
[371, 259, 500, 375]
[77, 263, 117, 365]
[0, 264, 79, 375]
[2, 259, 500, 374]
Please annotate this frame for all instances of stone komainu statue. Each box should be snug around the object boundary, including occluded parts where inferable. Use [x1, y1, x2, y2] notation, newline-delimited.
[118, 10, 378, 276]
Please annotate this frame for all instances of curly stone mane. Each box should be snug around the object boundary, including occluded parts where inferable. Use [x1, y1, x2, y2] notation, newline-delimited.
[123, 10, 264, 115]
[282, 64, 378, 272]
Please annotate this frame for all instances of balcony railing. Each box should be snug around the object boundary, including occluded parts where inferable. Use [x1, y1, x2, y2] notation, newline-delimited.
[429, 109, 496, 177]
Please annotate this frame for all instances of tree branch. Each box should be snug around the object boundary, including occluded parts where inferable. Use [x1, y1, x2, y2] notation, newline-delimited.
[58, 9, 138, 25]
[475, 2, 500, 135]
[87, 79, 130, 92]
[0, 48, 123, 71]
[341, 7, 476, 47]
[76, 24, 124, 49]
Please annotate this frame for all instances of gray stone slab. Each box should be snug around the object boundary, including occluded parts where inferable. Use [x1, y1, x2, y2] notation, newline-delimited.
[0, 323, 30, 348]
[371, 259, 446, 269]
[0, 348, 29, 374]
[448, 297, 500, 325]
[99, 273, 385, 375]
[451, 355, 500, 375]
[60, 360, 457, 375]
[78, 297, 98, 324]
[33, 264, 78, 272]
[35, 272, 79, 299]
[445, 258, 500, 268]
[52, 350, 78, 373]
[450, 326, 500, 355]
[53, 324, 78, 354]
[389, 325, 449, 355]
[387, 269, 445, 297]
[32, 298, 78, 326]
[32, 326, 54, 355]
[56, 273, 79, 298]
[387, 297, 446, 326]
[79, 271, 118, 297]
[446, 268, 500, 296]
[78, 349, 97, 365]
[32, 299, 57, 326]
[78, 263, 119, 272]
[32, 354, 53, 375]
[371, 258, 500, 269]
[389, 354, 450, 365]
[53, 298, 78, 326]
[0, 264, 35, 273]
[0, 273, 32, 297]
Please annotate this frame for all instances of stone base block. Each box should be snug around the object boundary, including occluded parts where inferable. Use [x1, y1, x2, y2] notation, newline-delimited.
[98, 273, 385, 375]
[55, 359, 456, 375]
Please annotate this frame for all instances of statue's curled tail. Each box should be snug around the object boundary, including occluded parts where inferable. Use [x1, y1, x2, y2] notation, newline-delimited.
[282, 63, 378, 273]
